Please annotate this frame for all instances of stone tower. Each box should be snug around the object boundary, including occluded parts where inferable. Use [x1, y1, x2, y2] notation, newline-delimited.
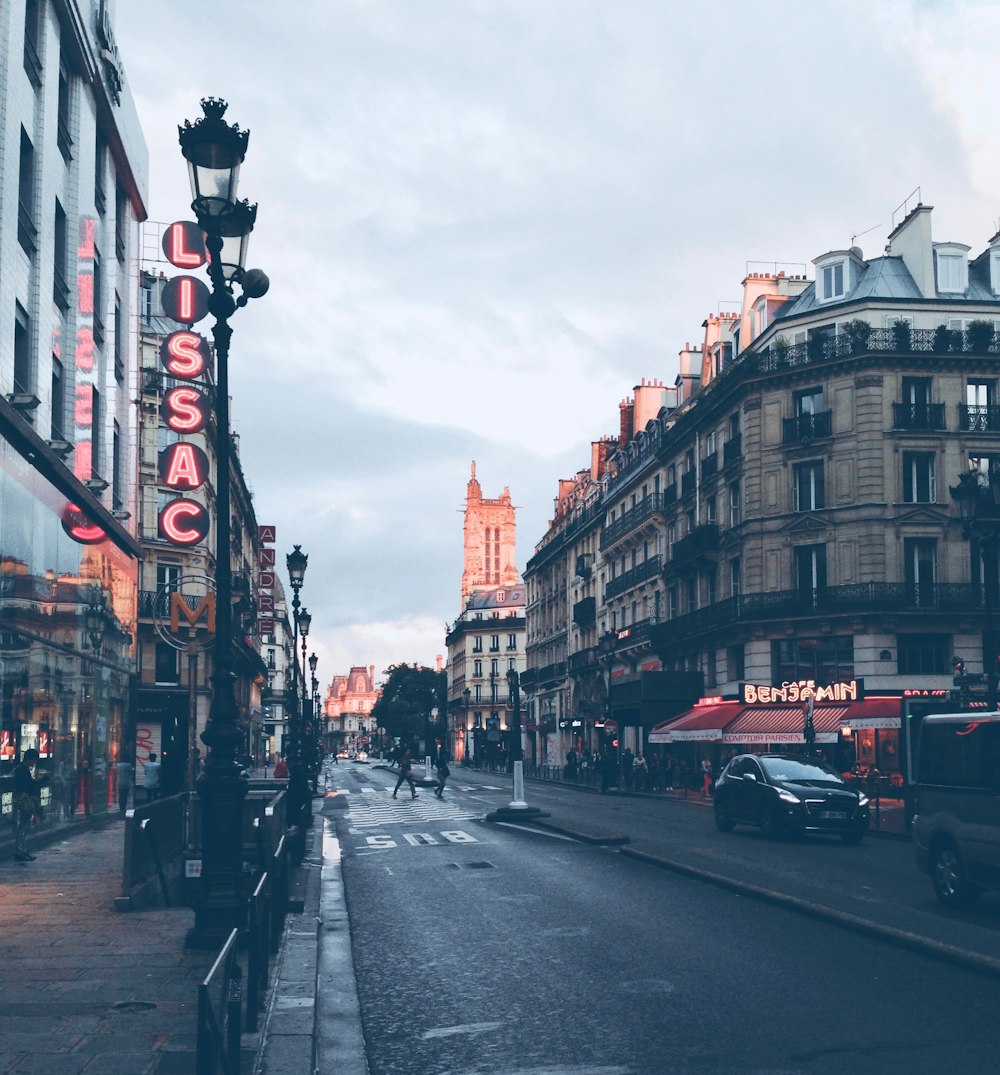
[461, 462, 520, 602]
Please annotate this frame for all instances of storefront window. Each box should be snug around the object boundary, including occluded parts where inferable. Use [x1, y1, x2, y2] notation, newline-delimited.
[1, 433, 136, 819]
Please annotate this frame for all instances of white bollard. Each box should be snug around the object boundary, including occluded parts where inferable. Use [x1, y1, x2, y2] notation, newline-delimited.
[507, 760, 529, 810]
[425, 756, 433, 781]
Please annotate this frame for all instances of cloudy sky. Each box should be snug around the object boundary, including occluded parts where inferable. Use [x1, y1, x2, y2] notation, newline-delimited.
[114, 0, 1000, 686]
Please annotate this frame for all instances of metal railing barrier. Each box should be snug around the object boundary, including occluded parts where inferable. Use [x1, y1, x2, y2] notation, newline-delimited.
[246, 872, 271, 1031]
[196, 928, 242, 1075]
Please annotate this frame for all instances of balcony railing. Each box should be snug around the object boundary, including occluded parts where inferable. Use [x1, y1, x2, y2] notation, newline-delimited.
[572, 596, 596, 627]
[651, 582, 980, 648]
[569, 647, 597, 673]
[601, 493, 664, 549]
[681, 471, 696, 496]
[723, 434, 742, 466]
[670, 524, 719, 567]
[960, 405, 1000, 433]
[700, 452, 718, 482]
[892, 402, 946, 431]
[782, 410, 833, 445]
[604, 555, 662, 601]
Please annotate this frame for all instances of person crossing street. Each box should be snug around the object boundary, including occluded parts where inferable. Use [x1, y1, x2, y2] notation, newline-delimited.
[392, 748, 418, 799]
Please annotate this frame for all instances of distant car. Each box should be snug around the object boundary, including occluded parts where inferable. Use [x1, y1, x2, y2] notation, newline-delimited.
[336, 751, 348, 759]
[714, 753, 870, 843]
[356, 751, 369, 763]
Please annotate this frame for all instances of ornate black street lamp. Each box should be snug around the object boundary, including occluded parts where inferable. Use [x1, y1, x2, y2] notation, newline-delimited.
[309, 651, 320, 776]
[506, 668, 523, 766]
[284, 545, 312, 847]
[598, 629, 619, 789]
[178, 98, 268, 940]
[462, 686, 471, 762]
[951, 470, 1000, 710]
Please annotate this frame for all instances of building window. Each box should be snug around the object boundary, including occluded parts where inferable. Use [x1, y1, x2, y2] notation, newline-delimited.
[729, 481, 741, 527]
[13, 303, 32, 395]
[902, 452, 936, 503]
[730, 557, 741, 598]
[795, 544, 827, 604]
[772, 636, 854, 685]
[507, 657, 516, 672]
[490, 659, 498, 677]
[507, 633, 517, 650]
[18, 128, 37, 254]
[93, 246, 105, 344]
[904, 538, 936, 607]
[796, 387, 824, 416]
[474, 685, 482, 704]
[90, 387, 102, 478]
[51, 357, 66, 440]
[57, 59, 73, 161]
[53, 200, 70, 309]
[154, 642, 179, 684]
[115, 188, 127, 262]
[473, 659, 482, 677]
[820, 260, 846, 301]
[490, 634, 500, 652]
[112, 422, 122, 510]
[706, 496, 716, 524]
[113, 294, 124, 383]
[95, 133, 107, 215]
[794, 461, 825, 511]
[936, 248, 968, 293]
[23, 0, 42, 86]
[897, 634, 949, 676]
[727, 644, 745, 681]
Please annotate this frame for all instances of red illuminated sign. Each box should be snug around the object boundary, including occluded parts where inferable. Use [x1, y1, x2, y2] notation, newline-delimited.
[161, 275, 210, 325]
[164, 386, 209, 433]
[159, 442, 209, 490]
[162, 221, 207, 268]
[61, 503, 107, 545]
[158, 499, 210, 545]
[0, 730, 12, 760]
[160, 331, 210, 379]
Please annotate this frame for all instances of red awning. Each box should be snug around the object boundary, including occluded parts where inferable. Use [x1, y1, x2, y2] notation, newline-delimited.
[843, 696, 901, 730]
[722, 705, 849, 745]
[648, 702, 745, 743]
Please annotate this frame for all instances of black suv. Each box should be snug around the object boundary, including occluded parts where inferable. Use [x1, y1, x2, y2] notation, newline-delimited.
[714, 753, 870, 843]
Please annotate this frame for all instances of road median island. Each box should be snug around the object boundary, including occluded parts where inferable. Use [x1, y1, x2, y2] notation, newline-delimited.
[490, 814, 629, 845]
[619, 845, 1000, 981]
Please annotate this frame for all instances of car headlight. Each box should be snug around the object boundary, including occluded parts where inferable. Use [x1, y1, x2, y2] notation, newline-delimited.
[857, 794, 869, 808]
[777, 788, 801, 804]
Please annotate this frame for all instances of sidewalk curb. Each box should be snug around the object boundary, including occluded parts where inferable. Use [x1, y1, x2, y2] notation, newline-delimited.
[502, 817, 630, 846]
[619, 844, 1000, 981]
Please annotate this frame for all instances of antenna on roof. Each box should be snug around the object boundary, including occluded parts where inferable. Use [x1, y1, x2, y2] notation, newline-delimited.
[851, 223, 880, 246]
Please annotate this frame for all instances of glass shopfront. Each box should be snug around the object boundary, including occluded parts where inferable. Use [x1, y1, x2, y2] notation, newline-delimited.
[0, 433, 137, 823]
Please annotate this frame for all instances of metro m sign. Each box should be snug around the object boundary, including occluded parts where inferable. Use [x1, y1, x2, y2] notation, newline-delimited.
[170, 591, 216, 634]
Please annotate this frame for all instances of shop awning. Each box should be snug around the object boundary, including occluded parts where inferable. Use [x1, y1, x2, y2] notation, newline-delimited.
[648, 702, 744, 743]
[843, 697, 901, 731]
[722, 705, 849, 745]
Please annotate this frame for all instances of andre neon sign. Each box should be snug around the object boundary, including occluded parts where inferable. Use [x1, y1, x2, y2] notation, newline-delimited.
[157, 222, 212, 548]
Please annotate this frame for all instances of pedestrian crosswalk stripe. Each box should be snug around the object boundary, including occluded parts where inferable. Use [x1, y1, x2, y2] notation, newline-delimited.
[340, 789, 479, 831]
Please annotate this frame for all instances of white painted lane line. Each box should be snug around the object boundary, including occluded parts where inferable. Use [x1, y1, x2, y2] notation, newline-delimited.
[421, 1022, 502, 1040]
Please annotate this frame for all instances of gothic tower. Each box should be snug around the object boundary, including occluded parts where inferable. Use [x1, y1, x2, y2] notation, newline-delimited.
[461, 462, 520, 602]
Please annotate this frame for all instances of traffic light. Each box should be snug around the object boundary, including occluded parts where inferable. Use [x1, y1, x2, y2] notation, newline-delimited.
[952, 657, 965, 676]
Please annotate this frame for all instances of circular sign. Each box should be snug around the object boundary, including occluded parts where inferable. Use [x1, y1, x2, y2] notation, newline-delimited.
[161, 331, 211, 379]
[158, 498, 210, 546]
[604, 719, 618, 736]
[61, 503, 107, 545]
[162, 221, 207, 269]
[153, 574, 217, 652]
[164, 386, 210, 433]
[158, 442, 209, 490]
[161, 275, 210, 325]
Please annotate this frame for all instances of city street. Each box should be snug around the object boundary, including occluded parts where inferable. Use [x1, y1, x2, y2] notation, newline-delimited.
[320, 761, 1000, 1075]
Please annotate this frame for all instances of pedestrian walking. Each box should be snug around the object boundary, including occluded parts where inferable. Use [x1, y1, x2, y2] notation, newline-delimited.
[434, 755, 451, 799]
[633, 751, 648, 791]
[701, 756, 714, 798]
[143, 752, 162, 802]
[273, 756, 289, 779]
[115, 752, 134, 814]
[664, 757, 675, 791]
[13, 748, 46, 862]
[392, 748, 418, 799]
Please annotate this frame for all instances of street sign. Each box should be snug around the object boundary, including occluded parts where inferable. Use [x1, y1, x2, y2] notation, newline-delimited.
[604, 719, 618, 735]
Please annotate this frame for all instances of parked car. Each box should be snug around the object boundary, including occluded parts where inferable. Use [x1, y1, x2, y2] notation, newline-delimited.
[714, 753, 870, 843]
[914, 710, 1000, 908]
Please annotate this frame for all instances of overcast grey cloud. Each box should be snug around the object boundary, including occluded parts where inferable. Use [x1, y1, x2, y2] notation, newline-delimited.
[115, 0, 1000, 682]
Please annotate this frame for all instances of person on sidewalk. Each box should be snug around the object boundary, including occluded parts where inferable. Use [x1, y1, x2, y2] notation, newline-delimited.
[701, 756, 714, 798]
[273, 755, 289, 779]
[392, 748, 418, 799]
[13, 748, 45, 862]
[143, 752, 161, 802]
[115, 752, 134, 815]
[434, 755, 450, 799]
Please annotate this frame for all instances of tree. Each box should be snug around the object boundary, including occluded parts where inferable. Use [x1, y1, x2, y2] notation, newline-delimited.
[370, 663, 447, 749]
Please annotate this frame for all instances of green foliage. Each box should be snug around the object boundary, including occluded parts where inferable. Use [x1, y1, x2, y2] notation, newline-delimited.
[967, 319, 995, 353]
[370, 663, 447, 745]
[932, 324, 953, 353]
[891, 319, 911, 351]
[843, 319, 871, 353]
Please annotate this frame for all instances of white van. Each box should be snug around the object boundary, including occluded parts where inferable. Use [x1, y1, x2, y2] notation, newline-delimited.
[913, 710, 1000, 907]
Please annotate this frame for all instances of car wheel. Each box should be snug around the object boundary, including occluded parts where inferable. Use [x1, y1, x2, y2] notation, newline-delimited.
[760, 806, 781, 840]
[714, 800, 735, 832]
[841, 829, 865, 845]
[931, 842, 981, 908]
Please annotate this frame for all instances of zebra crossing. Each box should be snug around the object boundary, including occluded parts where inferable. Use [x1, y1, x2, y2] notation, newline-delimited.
[331, 786, 482, 831]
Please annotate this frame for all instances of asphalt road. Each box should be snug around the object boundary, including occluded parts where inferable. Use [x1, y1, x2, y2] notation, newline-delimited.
[325, 762, 1000, 1075]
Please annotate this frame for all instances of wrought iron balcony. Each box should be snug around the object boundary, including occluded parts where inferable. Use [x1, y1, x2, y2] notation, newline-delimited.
[569, 647, 597, 673]
[651, 582, 980, 649]
[601, 493, 665, 549]
[700, 452, 718, 482]
[782, 410, 832, 445]
[723, 434, 742, 466]
[669, 525, 719, 567]
[681, 471, 696, 497]
[604, 555, 662, 601]
[573, 596, 596, 627]
[892, 402, 946, 431]
[960, 405, 1000, 433]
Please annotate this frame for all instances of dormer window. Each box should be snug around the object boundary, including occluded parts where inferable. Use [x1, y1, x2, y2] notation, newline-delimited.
[935, 243, 970, 293]
[821, 261, 846, 301]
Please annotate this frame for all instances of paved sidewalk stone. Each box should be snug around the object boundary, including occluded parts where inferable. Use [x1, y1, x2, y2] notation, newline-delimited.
[0, 821, 218, 1074]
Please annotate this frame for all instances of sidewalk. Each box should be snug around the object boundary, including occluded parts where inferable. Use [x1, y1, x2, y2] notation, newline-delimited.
[0, 818, 225, 1074]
